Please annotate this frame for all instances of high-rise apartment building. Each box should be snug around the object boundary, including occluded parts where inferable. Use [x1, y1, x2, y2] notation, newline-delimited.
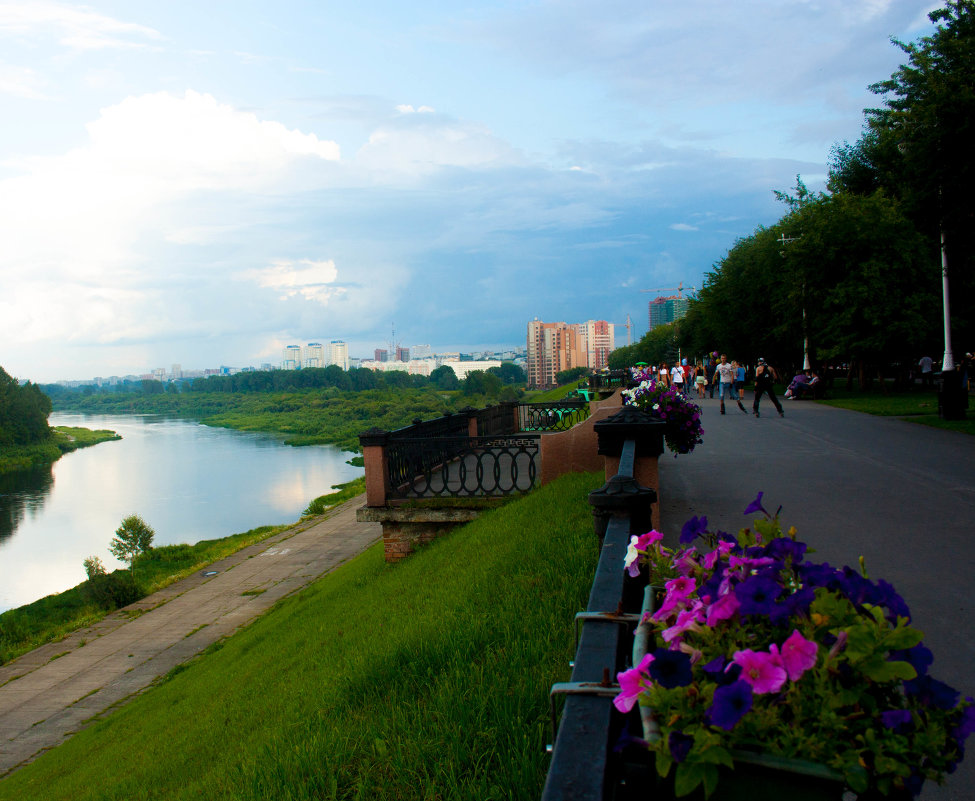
[328, 341, 349, 371]
[574, 320, 615, 371]
[283, 345, 302, 370]
[648, 296, 690, 330]
[374, 348, 388, 362]
[526, 320, 583, 389]
[304, 342, 324, 368]
[395, 346, 410, 362]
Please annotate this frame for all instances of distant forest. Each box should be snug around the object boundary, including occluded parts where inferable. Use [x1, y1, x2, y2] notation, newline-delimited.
[42, 362, 526, 400]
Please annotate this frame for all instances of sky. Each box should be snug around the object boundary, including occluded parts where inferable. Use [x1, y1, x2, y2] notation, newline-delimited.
[0, 0, 940, 383]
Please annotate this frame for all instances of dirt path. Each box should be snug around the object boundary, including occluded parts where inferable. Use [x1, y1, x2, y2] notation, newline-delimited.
[0, 496, 381, 776]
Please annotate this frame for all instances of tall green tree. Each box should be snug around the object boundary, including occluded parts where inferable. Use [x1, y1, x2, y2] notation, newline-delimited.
[109, 515, 155, 566]
[0, 367, 52, 445]
[863, 0, 975, 346]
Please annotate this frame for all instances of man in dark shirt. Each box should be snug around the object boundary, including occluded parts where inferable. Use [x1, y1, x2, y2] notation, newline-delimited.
[753, 358, 784, 418]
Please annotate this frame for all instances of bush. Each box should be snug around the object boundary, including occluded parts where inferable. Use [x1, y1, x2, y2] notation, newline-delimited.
[84, 571, 143, 610]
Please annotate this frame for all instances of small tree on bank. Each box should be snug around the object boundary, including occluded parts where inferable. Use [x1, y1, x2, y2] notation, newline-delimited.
[109, 515, 155, 566]
[83, 555, 107, 580]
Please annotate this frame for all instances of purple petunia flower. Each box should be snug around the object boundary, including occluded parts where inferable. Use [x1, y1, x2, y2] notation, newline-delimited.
[707, 680, 754, 730]
[764, 537, 807, 563]
[734, 575, 783, 616]
[669, 730, 694, 763]
[648, 647, 693, 689]
[743, 491, 768, 516]
[881, 709, 915, 733]
[904, 674, 960, 710]
[954, 699, 975, 743]
[680, 515, 708, 543]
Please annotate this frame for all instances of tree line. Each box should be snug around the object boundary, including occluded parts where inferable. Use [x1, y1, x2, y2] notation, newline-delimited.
[42, 362, 527, 400]
[0, 366, 51, 446]
[613, 1, 974, 387]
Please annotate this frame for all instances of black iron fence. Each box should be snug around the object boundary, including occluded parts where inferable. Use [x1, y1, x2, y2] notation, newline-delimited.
[369, 401, 590, 502]
[542, 434, 657, 801]
[386, 435, 540, 499]
[518, 400, 589, 432]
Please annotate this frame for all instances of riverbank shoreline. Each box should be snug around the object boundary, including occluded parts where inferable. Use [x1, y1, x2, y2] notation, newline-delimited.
[0, 474, 365, 666]
[0, 427, 120, 475]
[0, 494, 383, 777]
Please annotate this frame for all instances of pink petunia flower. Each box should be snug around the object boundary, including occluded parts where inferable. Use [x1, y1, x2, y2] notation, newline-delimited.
[705, 591, 740, 626]
[733, 649, 787, 694]
[614, 653, 655, 713]
[662, 606, 705, 644]
[775, 630, 819, 681]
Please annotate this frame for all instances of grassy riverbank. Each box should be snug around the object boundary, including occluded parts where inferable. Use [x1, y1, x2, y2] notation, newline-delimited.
[0, 479, 364, 666]
[0, 470, 601, 800]
[52, 388, 462, 452]
[0, 426, 120, 475]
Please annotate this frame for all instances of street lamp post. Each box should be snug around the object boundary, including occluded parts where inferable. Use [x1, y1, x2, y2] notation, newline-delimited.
[777, 234, 808, 369]
[938, 224, 955, 372]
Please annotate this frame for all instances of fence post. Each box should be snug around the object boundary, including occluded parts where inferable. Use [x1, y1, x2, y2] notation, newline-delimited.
[358, 427, 391, 508]
[593, 407, 666, 531]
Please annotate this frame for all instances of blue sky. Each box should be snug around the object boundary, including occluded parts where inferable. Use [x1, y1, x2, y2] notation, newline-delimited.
[0, 1, 938, 382]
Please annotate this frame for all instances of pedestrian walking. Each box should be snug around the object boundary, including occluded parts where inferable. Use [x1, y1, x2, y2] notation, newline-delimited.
[918, 355, 934, 388]
[733, 360, 746, 401]
[715, 354, 748, 415]
[670, 362, 686, 394]
[753, 357, 784, 418]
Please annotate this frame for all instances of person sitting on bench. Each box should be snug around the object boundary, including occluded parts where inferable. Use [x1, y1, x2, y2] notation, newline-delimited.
[793, 371, 821, 399]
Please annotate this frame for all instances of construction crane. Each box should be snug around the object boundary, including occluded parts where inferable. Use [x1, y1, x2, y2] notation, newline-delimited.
[640, 281, 696, 298]
[615, 314, 633, 346]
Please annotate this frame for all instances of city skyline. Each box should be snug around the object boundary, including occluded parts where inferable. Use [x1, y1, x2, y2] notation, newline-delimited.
[0, 1, 940, 383]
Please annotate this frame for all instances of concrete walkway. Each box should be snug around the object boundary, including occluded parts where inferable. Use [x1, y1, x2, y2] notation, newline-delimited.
[0, 496, 381, 777]
[657, 396, 975, 801]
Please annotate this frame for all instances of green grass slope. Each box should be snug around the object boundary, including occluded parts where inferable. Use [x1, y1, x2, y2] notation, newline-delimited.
[0, 471, 603, 801]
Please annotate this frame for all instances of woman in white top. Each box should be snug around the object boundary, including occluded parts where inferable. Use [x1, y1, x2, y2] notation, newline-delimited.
[658, 362, 670, 386]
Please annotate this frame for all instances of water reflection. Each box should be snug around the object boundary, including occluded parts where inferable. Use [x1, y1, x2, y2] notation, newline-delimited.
[0, 465, 55, 544]
[0, 413, 362, 612]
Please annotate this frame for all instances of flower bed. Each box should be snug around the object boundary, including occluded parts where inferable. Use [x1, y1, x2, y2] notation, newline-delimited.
[614, 493, 974, 798]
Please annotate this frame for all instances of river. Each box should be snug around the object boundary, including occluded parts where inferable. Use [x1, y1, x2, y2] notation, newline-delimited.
[0, 413, 362, 613]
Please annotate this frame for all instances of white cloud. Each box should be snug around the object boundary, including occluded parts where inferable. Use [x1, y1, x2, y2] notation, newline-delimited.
[0, 62, 47, 98]
[670, 223, 699, 232]
[357, 114, 518, 176]
[0, 1, 164, 50]
[396, 104, 435, 114]
[244, 259, 344, 305]
[0, 91, 343, 351]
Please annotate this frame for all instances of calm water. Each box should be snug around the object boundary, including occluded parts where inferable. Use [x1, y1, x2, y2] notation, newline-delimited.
[0, 413, 362, 613]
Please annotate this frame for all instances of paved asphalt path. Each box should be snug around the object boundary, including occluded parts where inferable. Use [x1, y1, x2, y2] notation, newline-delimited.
[0, 497, 381, 777]
[657, 395, 975, 801]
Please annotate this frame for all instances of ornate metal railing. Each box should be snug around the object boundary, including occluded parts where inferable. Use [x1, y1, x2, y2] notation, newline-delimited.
[589, 370, 630, 391]
[474, 403, 518, 437]
[389, 411, 470, 441]
[386, 435, 539, 499]
[518, 400, 589, 432]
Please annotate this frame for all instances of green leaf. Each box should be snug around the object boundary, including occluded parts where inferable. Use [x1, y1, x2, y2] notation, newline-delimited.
[884, 625, 924, 650]
[860, 656, 917, 682]
[655, 752, 673, 779]
[700, 764, 720, 798]
[698, 746, 735, 769]
[674, 762, 705, 797]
